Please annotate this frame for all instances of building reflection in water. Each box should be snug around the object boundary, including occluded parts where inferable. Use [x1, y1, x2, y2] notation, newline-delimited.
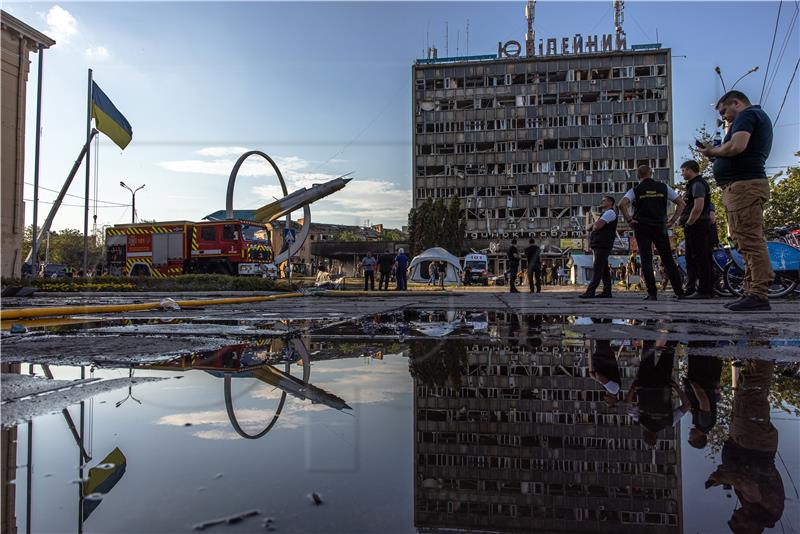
[412, 313, 682, 533]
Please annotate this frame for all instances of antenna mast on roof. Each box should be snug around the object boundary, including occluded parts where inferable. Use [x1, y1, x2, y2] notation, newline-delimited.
[445, 21, 449, 56]
[466, 19, 470, 55]
[525, 0, 536, 57]
[613, 0, 626, 47]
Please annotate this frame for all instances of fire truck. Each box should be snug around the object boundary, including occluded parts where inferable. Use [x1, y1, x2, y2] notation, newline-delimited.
[105, 220, 274, 277]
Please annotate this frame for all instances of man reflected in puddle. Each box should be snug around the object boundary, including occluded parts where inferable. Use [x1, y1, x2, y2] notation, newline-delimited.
[625, 339, 690, 448]
[683, 346, 723, 449]
[705, 359, 784, 533]
[589, 338, 623, 407]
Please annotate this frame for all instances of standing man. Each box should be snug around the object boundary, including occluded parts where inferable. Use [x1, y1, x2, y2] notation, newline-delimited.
[619, 165, 686, 300]
[377, 250, 394, 291]
[361, 251, 377, 291]
[699, 90, 773, 311]
[394, 248, 409, 291]
[580, 195, 618, 298]
[437, 260, 447, 288]
[524, 238, 542, 293]
[507, 239, 521, 293]
[679, 160, 714, 299]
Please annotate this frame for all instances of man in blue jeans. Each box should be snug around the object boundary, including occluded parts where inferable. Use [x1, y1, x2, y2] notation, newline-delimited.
[394, 248, 409, 290]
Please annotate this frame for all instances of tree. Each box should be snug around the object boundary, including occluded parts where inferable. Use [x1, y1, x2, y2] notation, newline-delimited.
[383, 229, 403, 241]
[21, 225, 104, 271]
[406, 198, 465, 256]
[764, 151, 800, 230]
[335, 231, 363, 241]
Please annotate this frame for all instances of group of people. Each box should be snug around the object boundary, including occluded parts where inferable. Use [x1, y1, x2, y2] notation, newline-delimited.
[572, 90, 774, 311]
[358, 249, 410, 291]
[426, 261, 449, 287]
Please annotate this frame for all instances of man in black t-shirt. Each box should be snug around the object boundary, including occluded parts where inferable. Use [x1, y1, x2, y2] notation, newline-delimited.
[507, 239, 520, 293]
[523, 238, 542, 293]
[679, 160, 715, 298]
[699, 90, 773, 311]
[618, 165, 686, 300]
[377, 250, 394, 291]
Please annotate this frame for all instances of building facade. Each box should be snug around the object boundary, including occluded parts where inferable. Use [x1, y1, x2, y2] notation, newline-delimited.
[413, 312, 682, 533]
[1, 11, 54, 278]
[412, 47, 673, 273]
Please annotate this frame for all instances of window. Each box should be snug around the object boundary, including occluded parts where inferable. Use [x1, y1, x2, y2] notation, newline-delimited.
[222, 225, 237, 240]
[200, 227, 216, 241]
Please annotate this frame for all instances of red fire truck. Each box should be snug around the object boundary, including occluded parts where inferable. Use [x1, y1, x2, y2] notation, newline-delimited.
[105, 220, 274, 277]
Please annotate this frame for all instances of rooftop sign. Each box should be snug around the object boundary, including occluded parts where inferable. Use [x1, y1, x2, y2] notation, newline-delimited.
[499, 33, 628, 59]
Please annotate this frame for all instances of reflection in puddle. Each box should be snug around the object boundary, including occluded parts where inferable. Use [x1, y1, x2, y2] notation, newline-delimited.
[1, 311, 798, 533]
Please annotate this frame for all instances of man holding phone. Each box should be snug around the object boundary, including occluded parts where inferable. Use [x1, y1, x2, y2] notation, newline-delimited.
[698, 90, 773, 311]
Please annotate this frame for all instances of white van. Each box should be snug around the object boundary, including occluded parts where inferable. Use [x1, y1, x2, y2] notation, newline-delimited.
[463, 253, 489, 285]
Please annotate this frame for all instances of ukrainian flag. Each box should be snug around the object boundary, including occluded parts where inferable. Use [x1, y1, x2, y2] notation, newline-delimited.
[91, 81, 133, 150]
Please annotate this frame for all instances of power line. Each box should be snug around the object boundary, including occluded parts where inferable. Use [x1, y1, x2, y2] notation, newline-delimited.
[763, 2, 799, 104]
[24, 182, 129, 206]
[760, 0, 783, 103]
[25, 198, 129, 209]
[773, 56, 800, 126]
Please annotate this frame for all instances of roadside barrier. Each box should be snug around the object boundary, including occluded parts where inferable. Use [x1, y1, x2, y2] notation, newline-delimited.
[0, 292, 304, 320]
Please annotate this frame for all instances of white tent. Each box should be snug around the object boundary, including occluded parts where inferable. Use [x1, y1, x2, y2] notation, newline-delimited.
[409, 247, 463, 285]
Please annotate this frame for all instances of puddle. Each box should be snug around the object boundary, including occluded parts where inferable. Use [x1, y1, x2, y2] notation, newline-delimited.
[2, 311, 798, 532]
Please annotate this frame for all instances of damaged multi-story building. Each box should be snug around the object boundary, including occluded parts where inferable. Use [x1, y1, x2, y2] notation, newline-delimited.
[412, 30, 673, 273]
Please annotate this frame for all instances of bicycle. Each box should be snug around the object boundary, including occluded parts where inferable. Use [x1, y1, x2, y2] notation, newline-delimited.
[676, 248, 734, 297]
[723, 238, 800, 298]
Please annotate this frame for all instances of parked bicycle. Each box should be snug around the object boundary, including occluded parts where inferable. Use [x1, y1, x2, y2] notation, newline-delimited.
[723, 234, 800, 298]
[676, 248, 734, 297]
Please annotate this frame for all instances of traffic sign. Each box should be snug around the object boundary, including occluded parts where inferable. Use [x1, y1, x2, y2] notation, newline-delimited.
[283, 228, 296, 245]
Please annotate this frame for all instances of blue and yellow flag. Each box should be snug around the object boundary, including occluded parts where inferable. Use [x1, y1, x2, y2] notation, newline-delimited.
[91, 81, 132, 150]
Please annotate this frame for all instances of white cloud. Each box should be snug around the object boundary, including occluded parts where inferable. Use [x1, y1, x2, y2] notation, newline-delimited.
[195, 146, 251, 157]
[43, 5, 78, 45]
[85, 46, 110, 60]
[159, 150, 411, 227]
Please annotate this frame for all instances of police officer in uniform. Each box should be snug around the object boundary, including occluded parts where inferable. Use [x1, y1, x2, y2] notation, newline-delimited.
[579, 195, 618, 298]
[619, 165, 686, 300]
[679, 160, 714, 299]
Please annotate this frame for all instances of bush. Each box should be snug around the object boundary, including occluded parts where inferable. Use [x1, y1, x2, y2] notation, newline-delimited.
[1, 275, 293, 293]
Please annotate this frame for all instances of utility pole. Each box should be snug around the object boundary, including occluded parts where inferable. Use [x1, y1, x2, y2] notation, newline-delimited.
[119, 181, 145, 224]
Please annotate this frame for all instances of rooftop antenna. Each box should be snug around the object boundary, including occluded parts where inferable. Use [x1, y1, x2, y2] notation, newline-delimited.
[445, 21, 449, 57]
[613, 0, 627, 48]
[466, 18, 470, 56]
[456, 29, 460, 55]
[525, 0, 536, 57]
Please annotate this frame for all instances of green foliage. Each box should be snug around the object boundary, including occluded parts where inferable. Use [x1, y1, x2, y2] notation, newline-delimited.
[382, 229, 403, 241]
[22, 226, 105, 270]
[765, 151, 800, 230]
[335, 231, 364, 241]
[406, 198, 465, 256]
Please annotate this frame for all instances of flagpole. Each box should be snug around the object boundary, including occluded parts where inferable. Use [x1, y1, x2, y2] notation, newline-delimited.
[83, 69, 92, 276]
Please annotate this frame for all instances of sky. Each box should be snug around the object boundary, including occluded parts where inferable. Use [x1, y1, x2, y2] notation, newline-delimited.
[6, 1, 800, 233]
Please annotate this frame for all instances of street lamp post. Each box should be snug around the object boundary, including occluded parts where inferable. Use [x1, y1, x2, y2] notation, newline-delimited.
[119, 181, 145, 224]
[714, 65, 759, 93]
